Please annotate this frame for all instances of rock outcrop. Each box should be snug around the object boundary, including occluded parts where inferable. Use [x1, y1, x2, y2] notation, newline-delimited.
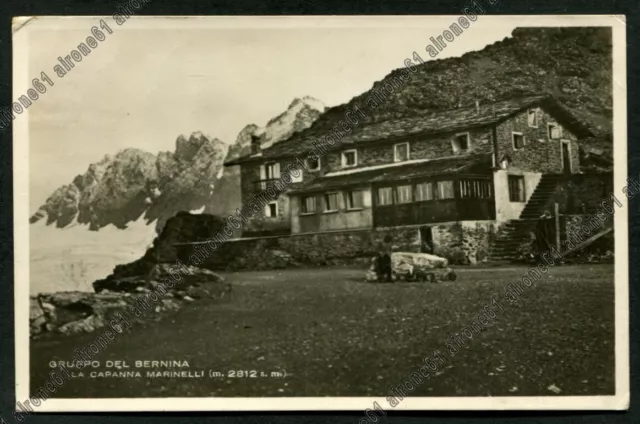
[30, 264, 230, 338]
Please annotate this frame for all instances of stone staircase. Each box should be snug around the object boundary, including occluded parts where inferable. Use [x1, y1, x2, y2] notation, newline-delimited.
[487, 219, 538, 261]
[518, 174, 565, 219]
[487, 174, 563, 262]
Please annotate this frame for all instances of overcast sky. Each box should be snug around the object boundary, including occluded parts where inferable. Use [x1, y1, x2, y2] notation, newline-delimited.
[23, 16, 520, 211]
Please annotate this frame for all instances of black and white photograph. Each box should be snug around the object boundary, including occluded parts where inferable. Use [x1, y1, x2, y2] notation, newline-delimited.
[11, 12, 628, 412]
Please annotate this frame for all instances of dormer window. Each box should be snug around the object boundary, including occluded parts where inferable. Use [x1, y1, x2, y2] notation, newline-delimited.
[527, 108, 538, 128]
[305, 157, 321, 172]
[548, 122, 563, 140]
[341, 149, 358, 168]
[394, 142, 410, 162]
[452, 133, 470, 154]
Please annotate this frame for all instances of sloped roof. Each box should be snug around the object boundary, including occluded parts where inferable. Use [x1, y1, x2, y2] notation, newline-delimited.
[225, 95, 593, 166]
[289, 154, 493, 194]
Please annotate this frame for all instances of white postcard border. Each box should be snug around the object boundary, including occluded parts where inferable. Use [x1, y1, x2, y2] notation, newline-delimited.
[13, 14, 629, 412]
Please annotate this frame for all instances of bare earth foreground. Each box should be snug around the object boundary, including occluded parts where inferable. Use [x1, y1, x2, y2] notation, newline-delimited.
[30, 264, 615, 398]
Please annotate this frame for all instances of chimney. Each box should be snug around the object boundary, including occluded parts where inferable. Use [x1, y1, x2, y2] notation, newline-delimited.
[250, 134, 261, 155]
[475, 100, 480, 114]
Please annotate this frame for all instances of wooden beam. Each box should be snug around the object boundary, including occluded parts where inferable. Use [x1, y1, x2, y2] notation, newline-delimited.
[562, 226, 613, 257]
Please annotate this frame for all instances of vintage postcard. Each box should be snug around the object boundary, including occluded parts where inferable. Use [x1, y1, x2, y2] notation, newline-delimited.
[12, 13, 628, 413]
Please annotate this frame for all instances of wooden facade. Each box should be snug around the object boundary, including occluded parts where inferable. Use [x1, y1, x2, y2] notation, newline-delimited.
[289, 173, 495, 234]
[372, 174, 495, 228]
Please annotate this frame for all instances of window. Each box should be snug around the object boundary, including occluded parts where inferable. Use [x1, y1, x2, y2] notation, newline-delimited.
[394, 142, 410, 162]
[324, 192, 339, 212]
[301, 196, 316, 214]
[346, 190, 365, 209]
[415, 182, 434, 201]
[459, 179, 492, 199]
[548, 123, 563, 140]
[265, 202, 278, 217]
[377, 187, 393, 206]
[341, 149, 358, 168]
[396, 185, 413, 204]
[508, 175, 525, 202]
[437, 181, 455, 199]
[305, 157, 321, 172]
[265, 162, 280, 179]
[527, 108, 538, 128]
[512, 132, 525, 150]
[260, 162, 280, 189]
[452, 133, 470, 153]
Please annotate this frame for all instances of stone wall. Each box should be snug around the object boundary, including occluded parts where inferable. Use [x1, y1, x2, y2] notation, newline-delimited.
[323, 127, 494, 173]
[512, 213, 614, 263]
[178, 220, 499, 270]
[430, 221, 499, 264]
[545, 172, 614, 214]
[495, 107, 580, 173]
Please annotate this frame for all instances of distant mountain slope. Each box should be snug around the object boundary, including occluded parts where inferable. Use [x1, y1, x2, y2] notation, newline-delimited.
[30, 96, 325, 232]
[282, 27, 613, 156]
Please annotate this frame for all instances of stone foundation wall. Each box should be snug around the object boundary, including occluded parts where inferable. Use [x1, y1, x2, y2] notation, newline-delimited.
[513, 214, 614, 262]
[179, 220, 498, 270]
[431, 221, 499, 264]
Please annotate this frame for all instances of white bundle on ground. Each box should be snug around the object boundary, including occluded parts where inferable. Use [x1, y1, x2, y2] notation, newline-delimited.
[391, 252, 449, 271]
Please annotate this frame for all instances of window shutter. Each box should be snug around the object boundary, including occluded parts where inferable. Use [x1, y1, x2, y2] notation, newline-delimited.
[264, 204, 270, 217]
[260, 164, 266, 180]
[273, 162, 281, 178]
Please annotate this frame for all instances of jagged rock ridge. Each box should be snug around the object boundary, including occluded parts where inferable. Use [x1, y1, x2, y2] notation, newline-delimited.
[30, 97, 325, 232]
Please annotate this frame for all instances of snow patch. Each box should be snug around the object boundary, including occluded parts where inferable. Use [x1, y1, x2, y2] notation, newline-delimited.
[190, 206, 205, 214]
[30, 215, 157, 294]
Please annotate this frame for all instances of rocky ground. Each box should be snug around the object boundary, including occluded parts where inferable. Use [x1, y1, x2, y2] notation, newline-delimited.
[30, 264, 615, 398]
[30, 264, 230, 337]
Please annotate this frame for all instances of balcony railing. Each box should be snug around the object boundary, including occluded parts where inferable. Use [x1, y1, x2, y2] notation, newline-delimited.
[253, 178, 284, 191]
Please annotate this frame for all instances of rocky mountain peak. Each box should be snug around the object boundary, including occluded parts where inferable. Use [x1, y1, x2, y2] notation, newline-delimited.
[30, 97, 325, 232]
